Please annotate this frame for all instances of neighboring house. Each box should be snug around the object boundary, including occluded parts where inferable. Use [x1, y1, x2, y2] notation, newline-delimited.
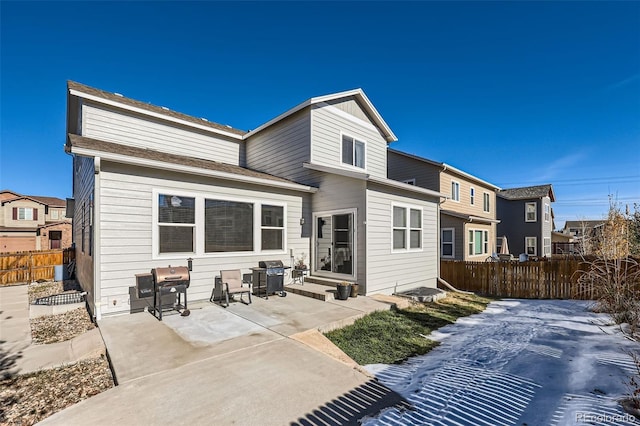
[497, 185, 556, 258]
[387, 149, 501, 261]
[0, 190, 72, 253]
[66, 81, 445, 319]
[560, 220, 606, 254]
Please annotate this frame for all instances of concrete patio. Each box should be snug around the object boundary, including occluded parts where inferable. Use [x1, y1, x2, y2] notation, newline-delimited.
[41, 291, 408, 425]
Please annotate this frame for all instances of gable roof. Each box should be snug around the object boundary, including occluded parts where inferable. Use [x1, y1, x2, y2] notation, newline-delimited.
[68, 81, 247, 138]
[388, 149, 501, 190]
[245, 89, 397, 142]
[1, 195, 47, 206]
[563, 220, 605, 230]
[498, 184, 555, 202]
[67, 134, 317, 193]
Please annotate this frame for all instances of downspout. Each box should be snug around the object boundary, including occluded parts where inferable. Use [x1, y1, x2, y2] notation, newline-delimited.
[93, 157, 102, 321]
[436, 178, 474, 295]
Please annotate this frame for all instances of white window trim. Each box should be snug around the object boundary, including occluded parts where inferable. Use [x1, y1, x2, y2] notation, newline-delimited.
[152, 189, 287, 259]
[403, 178, 416, 185]
[544, 203, 550, 222]
[18, 207, 34, 221]
[441, 227, 455, 259]
[483, 192, 490, 213]
[339, 131, 367, 170]
[468, 228, 489, 257]
[451, 180, 460, 202]
[525, 202, 537, 222]
[391, 202, 423, 253]
[51, 209, 59, 220]
[543, 237, 551, 256]
[526, 236, 537, 256]
[470, 187, 475, 205]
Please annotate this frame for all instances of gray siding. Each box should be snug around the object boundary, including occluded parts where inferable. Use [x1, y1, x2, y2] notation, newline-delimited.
[82, 102, 242, 165]
[387, 151, 440, 190]
[366, 184, 438, 294]
[96, 162, 308, 317]
[245, 109, 311, 183]
[72, 156, 96, 316]
[440, 214, 464, 260]
[311, 102, 388, 179]
[497, 198, 542, 256]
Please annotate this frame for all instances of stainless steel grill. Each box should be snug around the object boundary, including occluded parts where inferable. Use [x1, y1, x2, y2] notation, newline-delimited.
[252, 260, 289, 299]
[151, 266, 190, 320]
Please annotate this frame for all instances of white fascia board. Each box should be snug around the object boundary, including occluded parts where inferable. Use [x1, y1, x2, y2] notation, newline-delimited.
[69, 89, 244, 140]
[368, 175, 445, 199]
[302, 162, 369, 180]
[71, 147, 317, 193]
[245, 88, 397, 142]
[442, 163, 501, 191]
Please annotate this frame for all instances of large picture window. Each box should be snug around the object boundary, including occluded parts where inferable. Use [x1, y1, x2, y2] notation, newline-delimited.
[158, 194, 195, 253]
[205, 200, 253, 252]
[155, 191, 286, 256]
[341, 135, 365, 169]
[392, 204, 422, 251]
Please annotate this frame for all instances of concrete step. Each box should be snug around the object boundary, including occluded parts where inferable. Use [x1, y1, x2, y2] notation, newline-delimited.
[304, 276, 348, 287]
[284, 282, 335, 301]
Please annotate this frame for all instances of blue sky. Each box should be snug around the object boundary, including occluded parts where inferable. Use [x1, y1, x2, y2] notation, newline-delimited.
[1, 1, 638, 228]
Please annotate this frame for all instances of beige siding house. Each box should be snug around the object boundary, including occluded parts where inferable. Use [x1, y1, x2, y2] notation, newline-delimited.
[0, 190, 71, 253]
[67, 82, 444, 319]
[387, 149, 501, 261]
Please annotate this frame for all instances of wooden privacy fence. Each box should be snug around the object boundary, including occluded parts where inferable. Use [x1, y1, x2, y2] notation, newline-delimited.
[0, 248, 74, 286]
[440, 258, 596, 299]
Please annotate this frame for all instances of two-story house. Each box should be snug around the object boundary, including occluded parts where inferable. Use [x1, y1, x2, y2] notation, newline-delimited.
[0, 190, 71, 253]
[66, 81, 445, 319]
[387, 149, 501, 261]
[497, 184, 556, 258]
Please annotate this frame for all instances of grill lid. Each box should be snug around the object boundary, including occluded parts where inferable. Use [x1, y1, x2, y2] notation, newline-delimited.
[152, 266, 190, 287]
[259, 260, 284, 269]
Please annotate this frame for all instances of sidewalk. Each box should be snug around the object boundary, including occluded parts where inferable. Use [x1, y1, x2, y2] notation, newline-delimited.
[0, 285, 105, 377]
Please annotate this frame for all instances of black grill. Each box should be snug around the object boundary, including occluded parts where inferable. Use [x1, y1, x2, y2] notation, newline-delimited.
[151, 266, 190, 320]
[252, 260, 289, 299]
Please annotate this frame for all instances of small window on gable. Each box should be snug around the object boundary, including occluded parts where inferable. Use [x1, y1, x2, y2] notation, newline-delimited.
[341, 135, 365, 169]
[483, 193, 490, 213]
[470, 188, 475, 205]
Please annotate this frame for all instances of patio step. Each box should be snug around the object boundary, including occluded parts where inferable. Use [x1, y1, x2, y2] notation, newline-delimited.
[303, 276, 347, 287]
[284, 282, 335, 301]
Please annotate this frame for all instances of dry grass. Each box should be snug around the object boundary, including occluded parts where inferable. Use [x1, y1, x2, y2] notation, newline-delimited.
[0, 356, 114, 425]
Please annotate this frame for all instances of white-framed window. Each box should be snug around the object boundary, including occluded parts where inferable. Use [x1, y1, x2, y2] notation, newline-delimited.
[526, 237, 537, 256]
[470, 187, 475, 205]
[16, 207, 34, 221]
[451, 181, 460, 202]
[51, 209, 59, 220]
[525, 202, 537, 222]
[403, 178, 416, 185]
[154, 191, 286, 257]
[392, 203, 423, 252]
[543, 237, 551, 256]
[544, 203, 550, 222]
[159, 194, 196, 254]
[468, 229, 489, 256]
[441, 228, 455, 258]
[483, 193, 490, 213]
[341, 134, 366, 169]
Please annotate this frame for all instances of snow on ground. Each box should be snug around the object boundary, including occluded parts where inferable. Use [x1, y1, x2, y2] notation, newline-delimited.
[363, 299, 640, 426]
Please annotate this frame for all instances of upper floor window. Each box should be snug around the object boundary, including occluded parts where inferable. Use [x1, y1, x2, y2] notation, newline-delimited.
[544, 203, 550, 222]
[525, 202, 537, 222]
[451, 181, 460, 202]
[13, 207, 37, 221]
[392, 204, 422, 251]
[483, 193, 490, 213]
[341, 135, 365, 169]
[470, 188, 475, 205]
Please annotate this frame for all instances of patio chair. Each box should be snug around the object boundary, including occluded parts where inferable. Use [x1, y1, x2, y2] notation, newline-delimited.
[218, 269, 252, 307]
